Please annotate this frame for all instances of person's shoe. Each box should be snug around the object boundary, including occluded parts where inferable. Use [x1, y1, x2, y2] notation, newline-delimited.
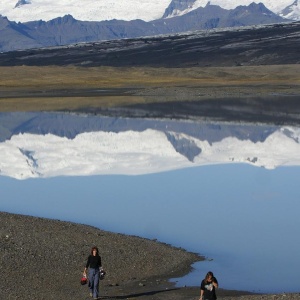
[89, 292, 92, 297]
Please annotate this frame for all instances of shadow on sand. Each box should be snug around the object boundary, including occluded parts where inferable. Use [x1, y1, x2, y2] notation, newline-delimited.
[100, 288, 179, 299]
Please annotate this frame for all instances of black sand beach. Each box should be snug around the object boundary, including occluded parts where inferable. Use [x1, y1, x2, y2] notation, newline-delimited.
[0, 211, 250, 300]
[2, 211, 296, 300]
[0, 211, 198, 299]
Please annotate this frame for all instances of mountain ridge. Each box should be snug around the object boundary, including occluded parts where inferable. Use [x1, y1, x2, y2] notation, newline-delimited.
[0, 3, 289, 52]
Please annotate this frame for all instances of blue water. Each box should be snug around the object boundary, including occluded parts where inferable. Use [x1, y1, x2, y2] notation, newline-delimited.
[1, 164, 300, 293]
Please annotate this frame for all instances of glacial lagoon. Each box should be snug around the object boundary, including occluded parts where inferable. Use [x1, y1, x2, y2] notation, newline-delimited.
[1, 112, 300, 293]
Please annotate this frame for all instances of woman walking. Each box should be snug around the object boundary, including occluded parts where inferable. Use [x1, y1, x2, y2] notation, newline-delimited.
[83, 246, 103, 299]
[200, 271, 218, 300]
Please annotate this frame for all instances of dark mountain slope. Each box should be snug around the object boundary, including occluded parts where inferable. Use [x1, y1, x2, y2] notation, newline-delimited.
[0, 21, 299, 67]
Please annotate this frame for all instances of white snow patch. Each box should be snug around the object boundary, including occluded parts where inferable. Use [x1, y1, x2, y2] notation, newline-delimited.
[1, 0, 299, 22]
[1, 127, 300, 180]
[0, 0, 172, 22]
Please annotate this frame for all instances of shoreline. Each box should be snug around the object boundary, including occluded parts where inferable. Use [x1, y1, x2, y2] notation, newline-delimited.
[0, 211, 201, 299]
[1, 65, 299, 126]
[1, 211, 299, 299]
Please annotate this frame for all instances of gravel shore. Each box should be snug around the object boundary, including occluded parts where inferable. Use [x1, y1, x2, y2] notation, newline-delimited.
[1, 211, 299, 300]
[1, 211, 200, 299]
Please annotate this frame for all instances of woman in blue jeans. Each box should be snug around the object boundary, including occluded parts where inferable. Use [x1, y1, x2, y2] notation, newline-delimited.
[83, 246, 103, 299]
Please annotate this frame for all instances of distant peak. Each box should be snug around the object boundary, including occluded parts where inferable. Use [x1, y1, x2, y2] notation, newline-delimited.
[14, 0, 31, 9]
[48, 14, 77, 25]
[279, 0, 300, 19]
[162, 0, 198, 18]
[288, 0, 299, 8]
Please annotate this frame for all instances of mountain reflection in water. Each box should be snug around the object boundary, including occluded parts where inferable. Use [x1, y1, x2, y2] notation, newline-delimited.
[0, 112, 300, 179]
[0, 112, 300, 293]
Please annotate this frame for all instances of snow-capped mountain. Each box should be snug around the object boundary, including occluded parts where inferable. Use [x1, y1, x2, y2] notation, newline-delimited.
[1, 112, 300, 180]
[0, 8, 293, 55]
[279, 0, 300, 20]
[164, 0, 300, 19]
[0, 0, 299, 22]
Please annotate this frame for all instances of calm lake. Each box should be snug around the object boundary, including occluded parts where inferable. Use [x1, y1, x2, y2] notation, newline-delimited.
[1, 112, 300, 293]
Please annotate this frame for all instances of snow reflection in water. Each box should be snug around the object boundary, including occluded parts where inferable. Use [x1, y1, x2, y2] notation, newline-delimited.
[1, 112, 300, 179]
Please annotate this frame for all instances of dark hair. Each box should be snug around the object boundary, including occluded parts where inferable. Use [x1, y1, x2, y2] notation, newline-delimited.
[204, 271, 214, 283]
[91, 246, 99, 255]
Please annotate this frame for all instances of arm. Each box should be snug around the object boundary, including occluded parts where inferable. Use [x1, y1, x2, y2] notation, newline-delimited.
[212, 278, 218, 288]
[200, 288, 204, 299]
[83, 256, 90, 275]
[99, 256, 103, 270]
[200, 280, 204, 300]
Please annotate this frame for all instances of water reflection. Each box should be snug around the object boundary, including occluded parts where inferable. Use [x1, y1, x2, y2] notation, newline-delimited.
[1, 112, 300, 179]
[0, 112, 300, 293]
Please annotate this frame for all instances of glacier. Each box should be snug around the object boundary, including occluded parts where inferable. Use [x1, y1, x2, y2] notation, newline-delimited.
[0, 0, 172, 22]
[0, 0, 298, 22]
